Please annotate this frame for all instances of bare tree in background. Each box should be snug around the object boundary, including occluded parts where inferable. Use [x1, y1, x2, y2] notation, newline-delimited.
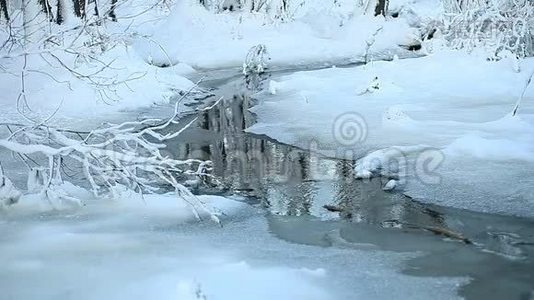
[364, 0, 388, 16]
[374, 0, 387, 16]
[1, 0, 9, 20]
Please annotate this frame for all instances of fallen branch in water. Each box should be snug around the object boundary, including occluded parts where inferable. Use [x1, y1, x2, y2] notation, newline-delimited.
[323, 204, 344, 213]
[419, 226, 473, 244]
[323, 205, 472, 244]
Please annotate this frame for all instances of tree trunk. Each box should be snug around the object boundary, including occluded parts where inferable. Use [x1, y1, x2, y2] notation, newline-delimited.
[22, 0, 40, 44]
[93, 0, 100, 17]
[56, 0, 64, 24]
[364, 0, 388, 16]
[39, 0, 53, 20]
[72, 0, 84, 18]
[374, 0, 388, 16]
[108, 0, 117, 21]
[0, 0, 9, 21]
[55, 0, 74, 24]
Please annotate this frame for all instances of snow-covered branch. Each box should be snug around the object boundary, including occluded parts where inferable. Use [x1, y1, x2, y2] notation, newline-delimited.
[0, 94, 220, 221]
[441, 0, 534, 58]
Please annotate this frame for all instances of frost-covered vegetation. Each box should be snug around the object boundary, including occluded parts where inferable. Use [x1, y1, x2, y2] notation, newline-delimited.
[441, 0, 534, 58]
[196, 0, 534, 58]
[0, 0, 214, 213]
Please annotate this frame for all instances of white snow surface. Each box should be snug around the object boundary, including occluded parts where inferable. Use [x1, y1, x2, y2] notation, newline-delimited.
[134, 0, 428, 69]
[248, 50, 534, 217]
[0, 0, 437, 126]
[0, 47, 197, 128]
[0, 194, 465, 300]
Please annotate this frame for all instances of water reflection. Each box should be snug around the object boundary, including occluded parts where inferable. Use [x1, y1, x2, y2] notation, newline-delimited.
[164, 88, 534, 299]
[166, 93, 446, 229]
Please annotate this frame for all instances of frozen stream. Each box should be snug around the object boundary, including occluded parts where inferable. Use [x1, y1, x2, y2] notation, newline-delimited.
[1, 68, 533, 300]
[0, 192, 471, 300]
[167, 71, 534, 299]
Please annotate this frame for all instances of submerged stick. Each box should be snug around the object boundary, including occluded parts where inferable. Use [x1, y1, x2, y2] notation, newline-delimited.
[323, 205, 473, 244]
[512, 69, 534, 116]
[422, 226, 473, 244]
[323, 204, 344, 213]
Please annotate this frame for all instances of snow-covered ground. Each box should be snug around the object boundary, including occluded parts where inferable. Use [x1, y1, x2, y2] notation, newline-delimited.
[135, 0, 429, 69]
[0, 194, 466, 300]
[248, 50, 534, 217]
[0, 51, 197, 127]
[0, 0, 436, 125]
[0, 0, 199, 128]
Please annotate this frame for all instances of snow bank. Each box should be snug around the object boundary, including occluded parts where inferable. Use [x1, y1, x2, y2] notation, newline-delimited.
[248, 50, 534, 217]
[0, 46, 196, 128]
[134, 0, 428, 69]
[4, 184, 243, 223]
[0, 0, 199, 128]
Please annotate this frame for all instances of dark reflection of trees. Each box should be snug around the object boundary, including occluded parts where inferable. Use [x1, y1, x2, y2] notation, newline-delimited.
[165, 92, 447, 228]
[333, 161, 358, 220]
[280, 151, 314, 216]
[331, 160, 447, 228]
[170, 93, 274, 194]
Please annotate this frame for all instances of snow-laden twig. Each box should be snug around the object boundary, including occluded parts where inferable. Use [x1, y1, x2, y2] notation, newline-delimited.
[0, 0, 222, 221]
[441, 0, 534, 58]
[364, 26, 383, 64]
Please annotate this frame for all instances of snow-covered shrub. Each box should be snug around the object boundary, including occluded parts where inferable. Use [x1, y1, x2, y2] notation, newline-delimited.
[0, 164, 21, 208]
[441, 0, 534, 58]
[243, 44, 269, 75]
[244, 0, 294, 20]
[201, 0, 302, 21]
[243, 44, 270, 89]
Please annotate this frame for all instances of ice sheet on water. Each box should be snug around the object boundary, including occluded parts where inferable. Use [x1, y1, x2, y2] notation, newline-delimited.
[0, 195, 465, 300]
[248, 51, 534, 217]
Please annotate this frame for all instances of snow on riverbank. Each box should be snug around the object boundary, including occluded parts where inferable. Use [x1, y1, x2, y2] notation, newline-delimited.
[0, 45, 197, 128]
[248, 50, 534, 217]
[0, 0, 200, 128]
[135, 0, 430, 69]
[0, 194, 466, 300]
[0, 0, 438, 127]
